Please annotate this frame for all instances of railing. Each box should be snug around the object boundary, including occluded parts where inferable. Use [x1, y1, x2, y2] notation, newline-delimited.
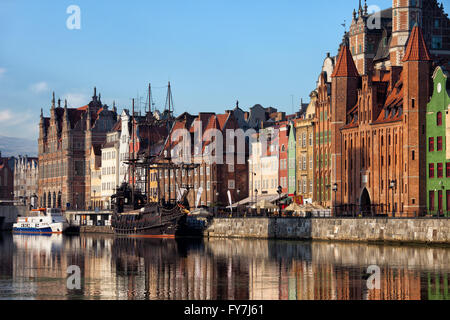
[210, 207, 450, 219]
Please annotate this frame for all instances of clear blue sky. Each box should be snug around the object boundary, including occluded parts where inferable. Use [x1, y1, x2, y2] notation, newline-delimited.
[0, 0, 430, 139]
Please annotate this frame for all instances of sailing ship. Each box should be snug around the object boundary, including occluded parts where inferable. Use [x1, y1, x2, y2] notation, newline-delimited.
[111, 83, 198, 238]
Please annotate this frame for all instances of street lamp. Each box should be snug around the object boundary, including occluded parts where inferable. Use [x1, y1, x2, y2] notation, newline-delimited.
[332, 183, 338, 216]
[251, 172, 257, 205]
[389, 180, 396, 217]
[93, 190, 96, 210]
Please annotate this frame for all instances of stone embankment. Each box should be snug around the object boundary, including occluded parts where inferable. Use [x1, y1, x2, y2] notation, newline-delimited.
[204, 217, 450, 244]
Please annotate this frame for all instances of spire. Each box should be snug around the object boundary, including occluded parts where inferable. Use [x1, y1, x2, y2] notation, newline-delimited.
[92, 87, 97, 101]
[64, 99, 67, 109]
[402, 24, 432, 62]
[358, 0, 363, 17]
[364, 0, 368, 16]
[40, 108, 43, 119]
[331, 43, 359, 78]
[58, 98, 61, 108]
[353, 8, 357, 20]
[51, 92, 55, 109]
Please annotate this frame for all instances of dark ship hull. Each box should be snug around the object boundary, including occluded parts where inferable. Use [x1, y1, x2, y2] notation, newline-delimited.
[112, 202, 189, 238]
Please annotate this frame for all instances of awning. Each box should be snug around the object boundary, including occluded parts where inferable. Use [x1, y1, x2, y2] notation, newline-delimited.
[232, 193, 287, 208]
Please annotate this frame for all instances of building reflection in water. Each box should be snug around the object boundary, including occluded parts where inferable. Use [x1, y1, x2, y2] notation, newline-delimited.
[3, 234, 450, 300]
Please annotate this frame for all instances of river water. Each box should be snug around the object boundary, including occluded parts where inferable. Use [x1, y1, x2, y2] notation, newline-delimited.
[0, 233, 448, 300]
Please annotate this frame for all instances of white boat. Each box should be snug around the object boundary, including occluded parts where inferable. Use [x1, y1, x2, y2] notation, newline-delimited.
[12, 208, 69, 234]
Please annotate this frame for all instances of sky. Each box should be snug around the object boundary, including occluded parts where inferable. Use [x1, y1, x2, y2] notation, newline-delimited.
[0, 0, 441, 140]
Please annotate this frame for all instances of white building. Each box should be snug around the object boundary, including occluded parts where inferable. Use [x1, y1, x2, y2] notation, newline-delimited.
[101, 123, 121, 209]
[119, 110, 130, 184]
[249, 127, 280, 203]
[13, 156, 39, 208]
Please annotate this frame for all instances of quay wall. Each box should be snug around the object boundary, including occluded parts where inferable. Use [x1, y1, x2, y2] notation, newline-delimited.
[80, 225, 114, 234]
[0, 206, 27, 230]
[204, 218, 450, 244]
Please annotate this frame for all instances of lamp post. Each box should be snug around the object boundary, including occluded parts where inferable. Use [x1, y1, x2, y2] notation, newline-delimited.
[255, 189, 258, 212]
[93, 190, 96, 210]
[389, 180, 396, 217]
[277, 185, 283, 215]
[332, 183, 338, 217]
[251, 172, 257, 205]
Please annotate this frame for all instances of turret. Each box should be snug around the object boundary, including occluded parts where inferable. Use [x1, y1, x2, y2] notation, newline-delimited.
[402, 24, 432, 215]
[330, 40, 360, 214]
[390, 0, 423, 66]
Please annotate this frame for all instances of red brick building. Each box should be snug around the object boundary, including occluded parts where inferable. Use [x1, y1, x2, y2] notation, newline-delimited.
[158, 112, 249, 209]
[349, 0, 450, 75]
[278, 122, 289, 194]
[337, 25, 432, 216]
[315, 1, 449, 215]
[38, 89, 118, 210]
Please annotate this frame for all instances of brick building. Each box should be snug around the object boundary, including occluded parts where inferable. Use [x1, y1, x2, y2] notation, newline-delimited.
[278, 122, 289, 194]
[159, 112, 248, 209]
[349, 0, 450, 74]
[0, 152, 14, 202]
[339, 25, 432, 216]
[38, 89, 117, 210]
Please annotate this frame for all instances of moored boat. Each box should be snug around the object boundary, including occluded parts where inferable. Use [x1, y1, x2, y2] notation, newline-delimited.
[111, 183, 190, 238]
[12, 208, 69, 234]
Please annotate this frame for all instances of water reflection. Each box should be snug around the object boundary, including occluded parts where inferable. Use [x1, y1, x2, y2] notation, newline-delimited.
[0, 233, 449, 300]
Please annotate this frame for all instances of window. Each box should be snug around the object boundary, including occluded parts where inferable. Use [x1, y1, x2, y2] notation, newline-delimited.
[437, 137, 443, 151]
[228, 164, 234, 173]
[432, 36, 442, 49]
[435, 19, 440, 29]
[447, 163, 450, 178]
[438, 163, 443, 178]
[429, 163, 435, 178]
[429, 137, 435, 152]
[437, 112, 443, 126]
[228, 180, 235, 189]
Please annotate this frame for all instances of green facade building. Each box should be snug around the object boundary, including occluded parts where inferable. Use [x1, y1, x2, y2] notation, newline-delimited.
[426, 67, 450, 216]
[288, 122, 296, 195]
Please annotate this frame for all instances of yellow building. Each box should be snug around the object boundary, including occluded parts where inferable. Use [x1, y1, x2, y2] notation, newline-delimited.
[294, 93, 316, 204]
[89, 145, 102, 210]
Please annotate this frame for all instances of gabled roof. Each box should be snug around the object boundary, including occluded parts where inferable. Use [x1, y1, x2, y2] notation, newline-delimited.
[331, 44, 359, 78]
[402, 25, 432, 62]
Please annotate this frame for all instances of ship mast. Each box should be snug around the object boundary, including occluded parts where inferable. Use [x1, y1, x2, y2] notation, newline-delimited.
[132, 98, 135, 209]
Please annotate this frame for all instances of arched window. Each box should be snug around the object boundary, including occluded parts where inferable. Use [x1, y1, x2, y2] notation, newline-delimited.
[437, 112, 443, 126]
[58, 192, 62, 208]
[43, 193, 46, 208]
[47, 193, 51, 208]
[52, 192, 56, 209]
